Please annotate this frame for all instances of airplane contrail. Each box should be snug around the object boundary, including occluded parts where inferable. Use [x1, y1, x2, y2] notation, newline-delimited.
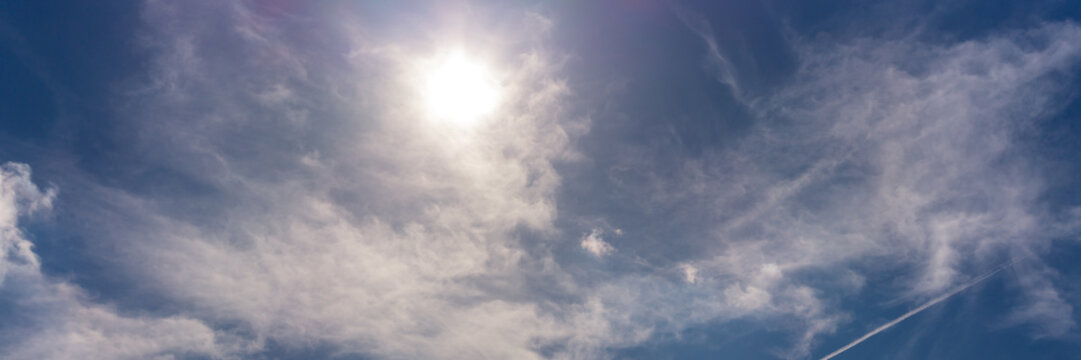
[818, 260, 1019, 360]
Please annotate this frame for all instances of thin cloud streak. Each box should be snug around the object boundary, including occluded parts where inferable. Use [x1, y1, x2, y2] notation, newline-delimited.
[818, 260, 1021, 360]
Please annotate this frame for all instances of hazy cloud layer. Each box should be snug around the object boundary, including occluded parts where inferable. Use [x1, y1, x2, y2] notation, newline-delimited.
[658, 19, 1081, 351]
[3, 1, 1081, 359]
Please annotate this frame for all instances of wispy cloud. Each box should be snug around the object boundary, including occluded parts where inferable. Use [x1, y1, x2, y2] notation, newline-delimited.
[105, 2, 1081, 358]
[649, 17, 1081, 357]
[9, 1, 1080, 359]
[672, 4, 741, 98]
[0, 163, 231, 359]
[819, 260, 1018, 360]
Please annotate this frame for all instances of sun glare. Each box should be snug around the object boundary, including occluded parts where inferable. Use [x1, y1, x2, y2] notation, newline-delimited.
[422, 50, 501, 127]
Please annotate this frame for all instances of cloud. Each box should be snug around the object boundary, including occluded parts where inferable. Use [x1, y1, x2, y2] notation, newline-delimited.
[0, 163, 230, 360]
[13, 1, 1079, 359]
[672, 4, 741, 98]
[68, 2, 600, 359]
[84, 2, 838, 357]
[641, 19, 1081, 354]
[1001, 258, 1077, 337]
[0, 162, 53, 285]
[819, 260, 1014, 360]
[680, 263, 698, 284]
[581, 229, 615, 257]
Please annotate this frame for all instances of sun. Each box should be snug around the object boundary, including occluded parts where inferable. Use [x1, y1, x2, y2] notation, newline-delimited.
[421, 50, 501, 127]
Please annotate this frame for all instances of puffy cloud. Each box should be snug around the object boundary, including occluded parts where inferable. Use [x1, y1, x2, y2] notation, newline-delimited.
[581, 229, 615, 257]
[679, 263, 698, 284]
[0, 162, 52, 285]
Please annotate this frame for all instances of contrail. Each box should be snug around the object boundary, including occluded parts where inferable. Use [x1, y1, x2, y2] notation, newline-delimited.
[818, 260, 1019, 360]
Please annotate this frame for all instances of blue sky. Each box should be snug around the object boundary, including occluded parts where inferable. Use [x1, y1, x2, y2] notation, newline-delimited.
[2, 1, 1081, 359]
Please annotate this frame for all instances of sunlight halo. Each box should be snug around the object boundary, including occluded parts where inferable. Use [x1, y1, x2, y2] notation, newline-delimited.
[420, 49, 502, 127]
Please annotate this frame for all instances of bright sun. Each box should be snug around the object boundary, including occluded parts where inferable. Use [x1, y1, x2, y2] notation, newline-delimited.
[422, 50, 501, 126]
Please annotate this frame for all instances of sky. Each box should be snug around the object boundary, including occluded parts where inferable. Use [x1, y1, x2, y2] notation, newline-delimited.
[2, 1, 1081, 359]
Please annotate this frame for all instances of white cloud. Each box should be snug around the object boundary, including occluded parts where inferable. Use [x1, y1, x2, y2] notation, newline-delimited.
[78, 2, 598, 359]
[658, 19, 1081, 352]
[20, 1, 1079, 359]
[1001, 259, 1077, 337]
[672, 4, 741, 98]
[0, 163, 230, 360]
[680, 263, 698, 284]
[581, 229, 615, 257]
